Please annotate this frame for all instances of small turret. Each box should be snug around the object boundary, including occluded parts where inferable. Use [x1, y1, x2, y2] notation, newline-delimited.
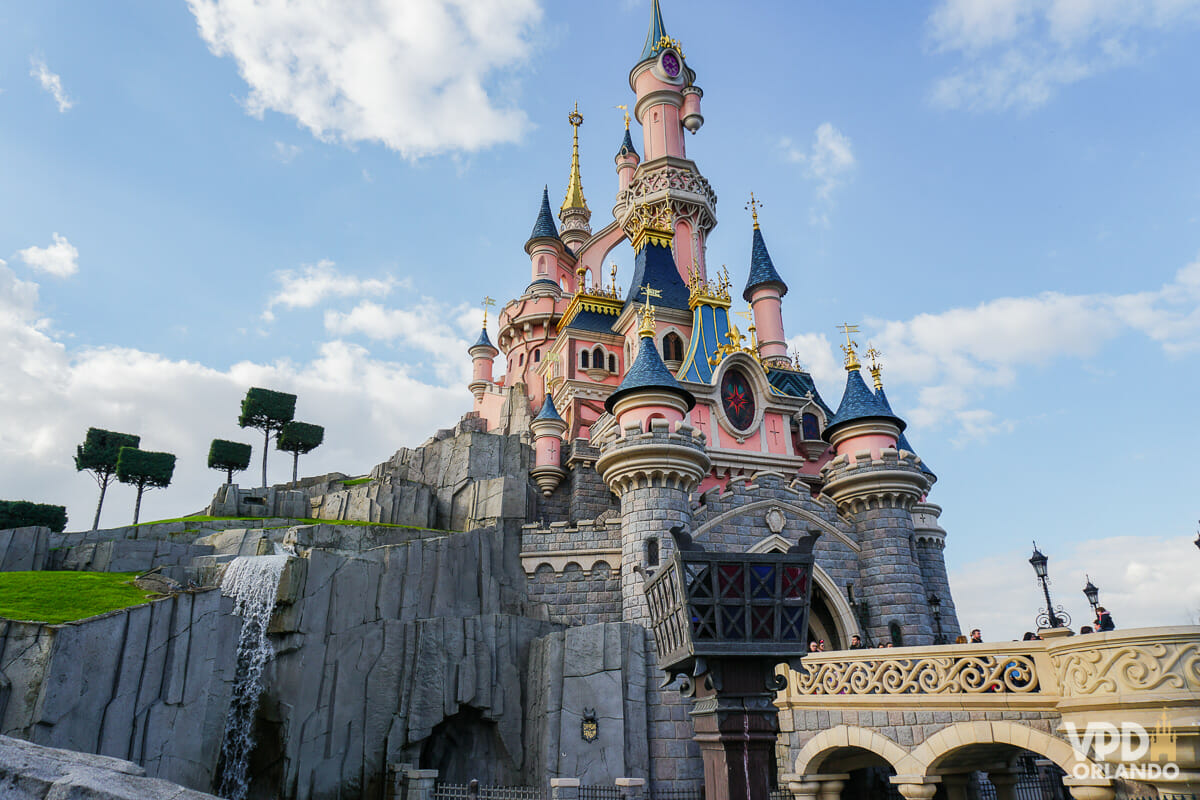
[530, 394, 568, 497]
[822, 331, 905, 458]
[468, 299, 500, 402]
[559, 105, 592, 252]
[526, 186, 565, 287]
[605, 299, 696, 429]
[614, 107, 640, 193]
[628, 0, 701, 160]
[742, 195, 789, 366]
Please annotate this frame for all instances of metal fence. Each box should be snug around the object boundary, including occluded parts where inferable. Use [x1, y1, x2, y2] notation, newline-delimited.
[580, 786, 622, 800]
[648, 788, 703, 800]
[433, 785, 547, 800]
[973, 756, 1067, 800]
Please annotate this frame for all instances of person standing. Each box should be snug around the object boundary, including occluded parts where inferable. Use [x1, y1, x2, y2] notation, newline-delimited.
[1094, 607, 1116, 631]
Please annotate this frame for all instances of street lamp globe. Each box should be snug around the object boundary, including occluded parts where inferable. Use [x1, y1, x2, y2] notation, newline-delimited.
[1029, 543, 1049, 579]
[1083, 575, 1100, 609]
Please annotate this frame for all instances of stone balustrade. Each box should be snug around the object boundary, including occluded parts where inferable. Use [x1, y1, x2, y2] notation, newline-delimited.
[776, 626, 1200, 800]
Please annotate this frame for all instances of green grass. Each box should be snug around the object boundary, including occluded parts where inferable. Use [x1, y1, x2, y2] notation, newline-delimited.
[0, 572, 155, 624]
[341, 477, 373, 486]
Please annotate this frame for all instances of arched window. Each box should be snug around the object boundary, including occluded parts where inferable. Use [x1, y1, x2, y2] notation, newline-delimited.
[519, 353, 524, 366]
[580, 350, 590, 369]
[889, 622, 904, 647]
[537, 256, 547, 275]
[593, 346, 604, 370]
[608, 354, 616, 372]
[801, 413, 820, 440]
[533, 349, 540, 363]
[645, 537, 659, 568]
[663, 332, 684, 362]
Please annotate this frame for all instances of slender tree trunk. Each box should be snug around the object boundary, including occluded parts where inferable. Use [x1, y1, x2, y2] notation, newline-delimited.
[132, 484, 145, 525]
[292, 452, 299, 487]
[261, 429, 270, 488]
[92, 475, 109, 530]
[226, 468, 233, 484]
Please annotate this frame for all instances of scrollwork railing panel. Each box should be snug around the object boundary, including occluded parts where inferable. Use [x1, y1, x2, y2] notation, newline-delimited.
[792, 653, 1040, 695]
[1052, 641, 1200, 697]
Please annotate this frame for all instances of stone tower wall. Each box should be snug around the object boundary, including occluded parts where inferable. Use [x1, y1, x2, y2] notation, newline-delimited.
[916, 538, 962, 640]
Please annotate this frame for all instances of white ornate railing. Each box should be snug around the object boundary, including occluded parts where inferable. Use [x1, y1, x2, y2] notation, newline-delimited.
[792, 650, 1041, 695]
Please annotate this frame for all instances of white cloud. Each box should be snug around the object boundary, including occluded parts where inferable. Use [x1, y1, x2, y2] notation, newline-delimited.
[263, 260, 398, 320]
[927, 0, 1200, 111]
[0, 262, 471, 530]
[951, 535, 1200, 642]
[274, 141, 302, 163]
[29, 57, 73, 112]
[792, 254, 1200, 442]
[17, 233, 79, 278]
[324, 297, 474, 384]
[186, 0, 542, 158]
[777, 123, 856, 227]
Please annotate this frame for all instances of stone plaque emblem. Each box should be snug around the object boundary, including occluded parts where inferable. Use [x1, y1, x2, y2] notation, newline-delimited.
[582, 708, 598, 742]
[765, 507, 786, 534]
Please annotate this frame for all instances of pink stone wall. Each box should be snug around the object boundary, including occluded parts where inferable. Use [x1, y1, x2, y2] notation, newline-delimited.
[535, 434, 561, 467]
[750, 289, 787, 359]
[835, 432, 899, 460]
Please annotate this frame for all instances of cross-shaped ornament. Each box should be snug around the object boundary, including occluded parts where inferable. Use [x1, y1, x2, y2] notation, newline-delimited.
[745, 192, 763, 228]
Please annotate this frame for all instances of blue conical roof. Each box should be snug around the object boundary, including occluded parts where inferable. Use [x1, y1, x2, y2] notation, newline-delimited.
[637, 0, 670, 64]
[742, 226, 788, 301]
[605, 335, 695, 414]
[625, 239, 690, 311]
[527, 186, 561, 243]
[470, 327, 496, 352]
[617, 127, 639, 160]
[823, 368, 905, 441]
[535, 393, 564, 422]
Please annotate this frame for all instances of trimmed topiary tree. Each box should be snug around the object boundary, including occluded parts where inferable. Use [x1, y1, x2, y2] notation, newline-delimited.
[75, 427, 140, 530]
[116, 447, 176, 525]
[208, 439, 253, 484]
[0, 500, 68, 533]
[277, 421, 324, 486]
[238, 387, 296, 488]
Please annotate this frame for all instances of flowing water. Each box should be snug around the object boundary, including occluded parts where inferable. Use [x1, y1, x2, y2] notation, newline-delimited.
[217, 554, 288, 800]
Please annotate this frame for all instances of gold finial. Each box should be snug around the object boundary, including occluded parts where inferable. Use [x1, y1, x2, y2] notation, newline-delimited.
[542, 351, 561, 392]
[610, 263, 619, 294]
[481, 296, 496, 327]
[735, 309, 759, 351]
[627, 200, 674, 252]
[866, 345, 884, 390]
[745, 192, 762, 230]
[838, 323, 861, 371]
[791, 349, 805, 371]
[615, 104, 630, 129]
[576, 265, 587, 292]
[561, 103, 588, 213]
[638, 283, 661, 338]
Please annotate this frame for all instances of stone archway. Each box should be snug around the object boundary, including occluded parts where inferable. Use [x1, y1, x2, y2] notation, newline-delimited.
[793, 725, 912, 776]
[909, 720, 1100, 780]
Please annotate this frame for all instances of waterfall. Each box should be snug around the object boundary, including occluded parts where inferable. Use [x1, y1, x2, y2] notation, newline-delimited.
[217, 555, 288, 800]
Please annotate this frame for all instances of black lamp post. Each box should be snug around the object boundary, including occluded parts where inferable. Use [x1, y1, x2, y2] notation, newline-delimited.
[1029, 542, 1071, 630]
[644, 526, 819, 800]
[929, 593, 946, 644]
[1082, 575, 1100, 613]
[845, 581, 873, 648]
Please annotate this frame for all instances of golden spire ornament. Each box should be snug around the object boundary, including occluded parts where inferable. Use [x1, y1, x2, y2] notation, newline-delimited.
[745, 192, 762, 230]
[838, 323, 861, 371]
[481, 296, 495, 327]
[562, 103, 588, 212]
[638, 283, 661, 338]
[866, 345, 884, 390]
[615, 104, 630, 129]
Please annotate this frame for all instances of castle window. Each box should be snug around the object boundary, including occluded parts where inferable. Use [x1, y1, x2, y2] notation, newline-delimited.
[593, 346, 604, 369]
[889, 622, 904, 647]
[580, 350, 590, 369]
[645, 537, 660, 568]
[608, 354, 616, 372]
[534, 349, 540, 363]
[663, 332, 684, 362]
[801, 413, 820, 440]
[519, 353, 524, 366]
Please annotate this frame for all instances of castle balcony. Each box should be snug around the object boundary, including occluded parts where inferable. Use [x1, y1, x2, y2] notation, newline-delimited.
[776, 627, 1200, 800]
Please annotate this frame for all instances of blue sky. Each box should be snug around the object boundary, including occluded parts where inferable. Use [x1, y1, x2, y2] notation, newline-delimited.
[2, 0, 1198, 639]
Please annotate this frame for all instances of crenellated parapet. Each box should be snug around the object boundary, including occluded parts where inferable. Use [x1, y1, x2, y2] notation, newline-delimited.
[912, 502, 947, 547]
[594, 420, 710, 496]
[820, 447, 931, 515]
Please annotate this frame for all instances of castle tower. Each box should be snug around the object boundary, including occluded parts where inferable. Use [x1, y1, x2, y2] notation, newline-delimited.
[596, 300, 709, 624]
[820, 337, 935, 645]
[526, 186, 572, 289]
[614, 110, 640, 194]
[467, 325, 499, 403]
[559, 105, 592, 253]
[530, 395, 568, 497]
[620, 0, 714, 283]
[742, 199, 790, 368]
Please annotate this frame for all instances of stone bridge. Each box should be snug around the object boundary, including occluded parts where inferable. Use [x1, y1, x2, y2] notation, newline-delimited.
[775, 626, 1200, 800]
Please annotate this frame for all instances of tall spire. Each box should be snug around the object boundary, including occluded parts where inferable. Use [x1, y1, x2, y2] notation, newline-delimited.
[638, 0, 670, 64]
[526, 186, 561, 245]
[742, 197, 788, 302]
[561, 104, 588, 213]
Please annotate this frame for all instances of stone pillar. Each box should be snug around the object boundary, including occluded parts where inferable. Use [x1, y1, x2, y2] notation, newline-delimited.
[616, 777, 647, 800]
[385, 763, 412, 800]
[1065, 786, 1115, 800]
[913, 502, 961, 640]
[821, 451, 934, 645]
[402, 769, 439, 800]
[987, 771, 1018, 800]
[780, 775, 822, 800]
[551, 778, 581, 800]
[814, 775, 848, 800]
[893, 781, 938, 800]
[940, 774, 970, 800]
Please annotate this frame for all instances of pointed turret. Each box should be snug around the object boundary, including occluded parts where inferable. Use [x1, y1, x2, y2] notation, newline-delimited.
[614, 107, 640, 194]
[628, 0, 701, 159]
[743, 196, 790, 365]
[617, 127, 638, 160]
[530, 394, 568, 497]
[559, 105, 592, 251]
[636, 0, 670, 66]
[606, 300, 695, 433]
[823, 333, 904, 449]
[624, 201, 690, 311]
[526, 186, 561, 248]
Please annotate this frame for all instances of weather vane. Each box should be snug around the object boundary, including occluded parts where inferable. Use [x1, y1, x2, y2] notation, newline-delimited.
[638, 283, 661, 336]
[615, 104, 630, 129]
[745, 192, 762, 229]
[481, 296, 495, 327]
[837, 323, 860, 370]
[866, 344, 884, 388]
